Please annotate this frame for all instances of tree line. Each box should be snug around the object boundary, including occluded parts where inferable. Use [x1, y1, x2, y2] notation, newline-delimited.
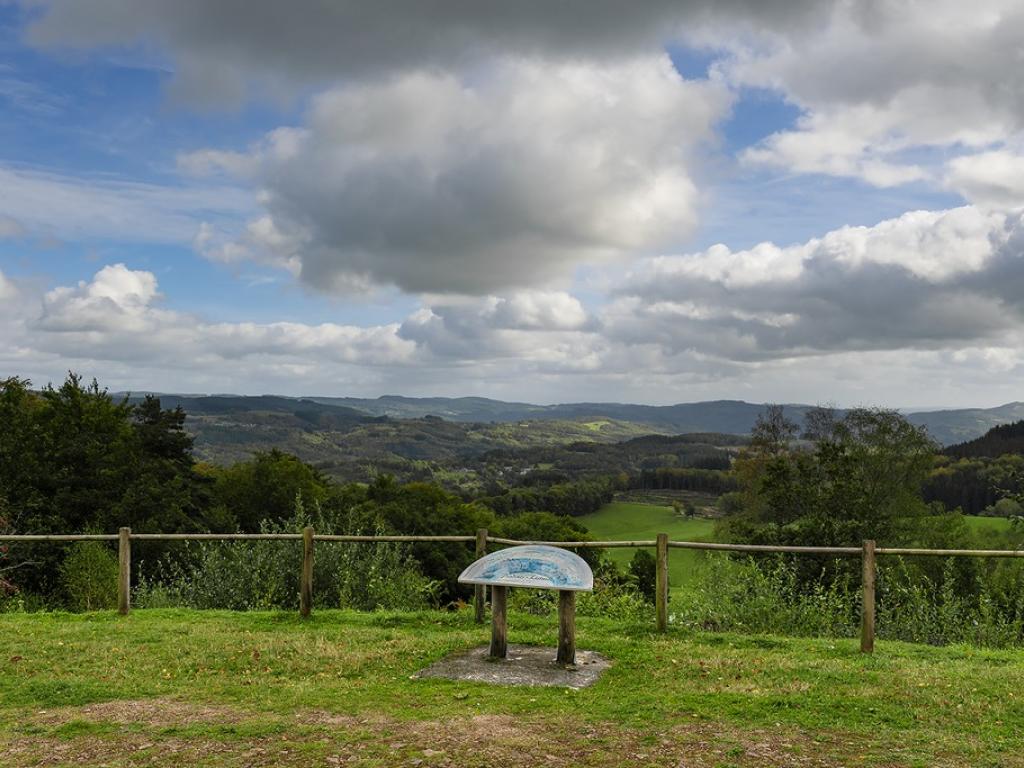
[0, 375, 594, 606]
[923, 455, 1023, 516]
[718, 405, 1024, 636]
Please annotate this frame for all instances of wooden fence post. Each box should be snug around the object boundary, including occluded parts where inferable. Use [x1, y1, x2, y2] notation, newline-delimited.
[557, 590, 576, 666]
[474, 528, 488, 623]
[861, 539, 876, 654]
[118, 527, 131, 615]
[300, 526, 314, 618]
[489, 585, 508, 659]
[656, 533, 669, 632]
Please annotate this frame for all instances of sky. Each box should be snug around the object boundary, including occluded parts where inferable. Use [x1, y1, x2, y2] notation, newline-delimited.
[1, 1, 1023, 408]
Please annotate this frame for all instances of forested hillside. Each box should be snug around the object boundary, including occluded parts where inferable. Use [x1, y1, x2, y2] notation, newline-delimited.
[946, 419, 1024, 458]
[132, 395, 667, 461]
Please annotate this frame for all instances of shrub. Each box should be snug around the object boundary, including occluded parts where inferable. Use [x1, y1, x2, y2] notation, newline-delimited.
[876, 557, 1024, 647]
[133, 503, 439, 612]
[576, 585, 651, 622]
[982, 498, 1023, 518]
[674, 555, 857, 638]
[674, 554, 1024, 649]
[334, 536, 441, 610]
[60, 542, 118, 611]
[628, 550, 656, 602]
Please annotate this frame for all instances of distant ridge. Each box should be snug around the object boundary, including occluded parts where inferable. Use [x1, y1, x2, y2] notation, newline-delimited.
[303, 395, 1024, 445]
[116, 393, 1024, 446]
[904, 402, 1024, 447]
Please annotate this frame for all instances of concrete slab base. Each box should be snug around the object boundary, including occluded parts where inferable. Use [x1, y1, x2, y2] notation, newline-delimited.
[413, 644, 609, 689]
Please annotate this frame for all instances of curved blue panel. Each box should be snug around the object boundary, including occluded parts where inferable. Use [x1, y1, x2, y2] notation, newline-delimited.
[459, 545, 593, 591]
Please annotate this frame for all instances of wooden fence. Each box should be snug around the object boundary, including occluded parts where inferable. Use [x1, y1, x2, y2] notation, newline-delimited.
[3, 528, 1024, 653]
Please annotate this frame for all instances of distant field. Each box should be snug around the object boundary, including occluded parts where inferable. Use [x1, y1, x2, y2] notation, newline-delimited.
[578, 509, 1020, 592]
[578, 501, 718, 589]
[962, 515, 1012, 534]
[613, 488, 722, 509]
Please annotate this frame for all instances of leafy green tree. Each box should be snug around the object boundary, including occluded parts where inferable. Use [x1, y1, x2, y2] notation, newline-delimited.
[211, 449, 330, 530]
[726, 408, 964, 601]
[110, 395, 216, 532]
[0, 378, 47, 533]
[751, 404, 798, 455]
[352, 477, 494, 601]
[726, 408, 937, 549]
[801, 405, 838, 442]
[32, 374, 135, 533]
[0, 374, 217, 599]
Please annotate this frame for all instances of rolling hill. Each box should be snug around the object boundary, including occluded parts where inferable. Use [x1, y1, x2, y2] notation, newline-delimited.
[909, 403, 1024, 447]
[214, 394, 1024, 445]
[125, 394, 689, 478]
[121, 394, 1024, 467]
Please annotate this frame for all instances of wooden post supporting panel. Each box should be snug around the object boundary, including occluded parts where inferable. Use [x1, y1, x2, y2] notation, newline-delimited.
[557, 590, 576, 665]
[489, 585, 508, 659]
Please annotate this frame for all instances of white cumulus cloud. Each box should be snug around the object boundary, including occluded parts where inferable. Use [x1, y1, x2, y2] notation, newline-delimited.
[946, 151, 1024, 209]
[193, 56, 730, 295]
[23, 265, 418, 376]
[611, 206, 1024, 360]
[720, 1, 1024, 190]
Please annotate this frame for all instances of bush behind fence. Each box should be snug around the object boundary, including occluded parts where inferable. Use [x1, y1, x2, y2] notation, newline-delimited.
[5, 527, 1024, 651]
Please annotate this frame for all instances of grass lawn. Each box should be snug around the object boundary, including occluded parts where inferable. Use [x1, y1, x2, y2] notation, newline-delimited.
[962, 515, 1012, 534]
[1, 609, 1023, 767]
[579, 501, 718, 589]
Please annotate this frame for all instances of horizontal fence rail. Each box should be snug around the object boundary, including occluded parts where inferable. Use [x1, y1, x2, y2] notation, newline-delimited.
[314, 534, 476, 543]
[133, 533, 302, 541]
[0, 534, 119, 541]
[669, 542, 862, 555]
[875, 547, 1024, 557]
[7, 533, 1021, 557]
[3, 527, 1023, 653]
[486, 537, 654, 547]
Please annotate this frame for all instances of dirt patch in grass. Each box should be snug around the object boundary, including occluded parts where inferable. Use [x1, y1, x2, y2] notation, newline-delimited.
[32, 697, 248, 727]
[297, 709, 831, 766]
[295, 709, 368, 728]
[4, 698, 976, 767]
[3, 733, 315, 768]
[391, 716, 857, 768]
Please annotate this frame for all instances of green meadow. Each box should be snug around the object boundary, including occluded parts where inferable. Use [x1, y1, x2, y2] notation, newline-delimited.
[961, 515, 1013, 534]
[578, 501, 719, 590]
[2, 609, 1023, 767]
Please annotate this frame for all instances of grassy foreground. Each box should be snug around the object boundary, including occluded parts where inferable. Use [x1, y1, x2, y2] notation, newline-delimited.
[579, 501, 717, 588]
[1, 609, 1022, 767]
